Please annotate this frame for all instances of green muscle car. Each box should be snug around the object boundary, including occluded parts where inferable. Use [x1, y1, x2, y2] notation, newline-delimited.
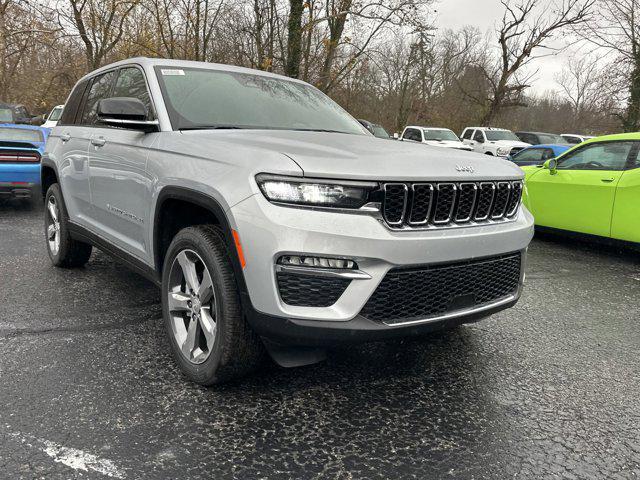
[522, 133, 640, 244]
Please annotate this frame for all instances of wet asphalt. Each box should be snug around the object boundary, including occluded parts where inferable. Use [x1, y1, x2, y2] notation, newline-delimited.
[0, 200, 639, 480]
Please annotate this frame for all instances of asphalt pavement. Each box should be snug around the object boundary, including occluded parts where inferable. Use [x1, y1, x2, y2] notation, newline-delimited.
[1, 200, 639, 479]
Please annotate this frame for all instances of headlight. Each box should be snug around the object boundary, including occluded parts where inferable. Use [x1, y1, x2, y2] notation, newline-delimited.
[256, 174, 377, 209]
[497, 147, 510, 156]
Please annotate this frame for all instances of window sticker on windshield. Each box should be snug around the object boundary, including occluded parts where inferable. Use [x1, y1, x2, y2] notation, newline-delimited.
[161, 69, 185, 76]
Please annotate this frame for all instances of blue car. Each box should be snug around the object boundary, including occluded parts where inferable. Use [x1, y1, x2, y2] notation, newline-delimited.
[0, 123, 49, 202]
[507, 143, 571, 167]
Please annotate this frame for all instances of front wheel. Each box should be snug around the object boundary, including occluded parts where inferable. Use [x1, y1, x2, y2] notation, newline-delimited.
[161, 225, 265, 385]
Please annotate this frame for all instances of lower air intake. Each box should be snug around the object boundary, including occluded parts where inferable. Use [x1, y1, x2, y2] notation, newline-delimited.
[360, 252, 522, 324]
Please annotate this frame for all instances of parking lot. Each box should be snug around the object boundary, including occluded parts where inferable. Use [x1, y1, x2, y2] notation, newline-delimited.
[0, 200, 639, 479]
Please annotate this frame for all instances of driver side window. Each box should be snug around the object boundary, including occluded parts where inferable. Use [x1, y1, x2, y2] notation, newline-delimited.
[557, 142, 634, 171]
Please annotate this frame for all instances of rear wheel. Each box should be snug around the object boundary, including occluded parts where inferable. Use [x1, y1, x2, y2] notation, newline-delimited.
[162, 225, 265, 385]
[44, 183, 92, 267]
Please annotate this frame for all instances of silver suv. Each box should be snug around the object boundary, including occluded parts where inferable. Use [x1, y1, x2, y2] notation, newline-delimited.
[42, 58, 534, 384]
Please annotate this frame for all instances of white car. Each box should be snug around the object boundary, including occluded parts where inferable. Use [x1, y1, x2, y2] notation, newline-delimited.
[461, 127, 530, 157]
[560, 133, 595, 145]
[400, 126, 473, 151]
[42, 105, 64, 128]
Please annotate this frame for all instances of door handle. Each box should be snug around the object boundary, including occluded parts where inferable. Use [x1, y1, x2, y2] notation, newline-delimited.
[91, 136, 106, 147]
[601, 178, 615, 183]
[60, 133, 70, 142]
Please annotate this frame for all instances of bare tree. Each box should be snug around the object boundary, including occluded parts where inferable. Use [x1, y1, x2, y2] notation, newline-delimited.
[576, 0, 640, 131]
[474, 0, 593, 126]
[555, 55, 609, 131]
[57, 0, 139, 70]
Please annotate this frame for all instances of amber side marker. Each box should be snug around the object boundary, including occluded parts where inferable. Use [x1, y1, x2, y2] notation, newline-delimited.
[232, 229, 246, 268]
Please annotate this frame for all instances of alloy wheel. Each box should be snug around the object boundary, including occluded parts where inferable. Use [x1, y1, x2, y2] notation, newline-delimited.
[167, 249, 217, 364]
[46, 196, 61, 256]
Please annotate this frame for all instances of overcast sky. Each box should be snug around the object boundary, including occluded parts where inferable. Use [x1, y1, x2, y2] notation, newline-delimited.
[435, 0, 574, 95]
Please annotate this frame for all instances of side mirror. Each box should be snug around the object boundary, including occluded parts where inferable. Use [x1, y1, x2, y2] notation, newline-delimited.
[543, 158, 558, 174]
[97, 97, 158, 132]
[393, 132, 399, 140]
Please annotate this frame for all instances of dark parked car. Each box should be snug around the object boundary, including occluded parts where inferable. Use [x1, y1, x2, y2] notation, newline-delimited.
[515, 131, 568, 145]
[358, 119, 391, 139]
[507, 144, 571, 166]
[0, 102, 43, 125]
[0, 102, 16, 123]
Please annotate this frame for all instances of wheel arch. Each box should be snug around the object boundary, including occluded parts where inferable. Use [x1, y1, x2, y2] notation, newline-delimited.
[40, 160, 59, 200]
[153, 186, 249, 297]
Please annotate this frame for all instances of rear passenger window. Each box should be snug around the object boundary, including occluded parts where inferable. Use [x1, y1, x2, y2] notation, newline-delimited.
[112, 67, 154, 119]
[59, 80, 89, 126]
[473, 130, 484, 142]
[79, 71, 118, 125]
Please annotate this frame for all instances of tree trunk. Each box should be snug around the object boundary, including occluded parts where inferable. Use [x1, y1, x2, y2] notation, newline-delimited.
[318, 0, 351, 92]
[623, 56, 640, 132]
[285, 0, 304, 78]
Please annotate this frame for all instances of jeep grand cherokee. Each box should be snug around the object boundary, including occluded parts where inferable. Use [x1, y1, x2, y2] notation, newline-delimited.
[41, 58, 534, 384]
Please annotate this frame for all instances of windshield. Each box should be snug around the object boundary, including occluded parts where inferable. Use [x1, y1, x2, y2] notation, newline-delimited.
[537, 133, 567, 144]
[372, 125, 390, 138]
[485, 130, 520, 141]
[0, 108, 13, 122]
[423, 129, 459, 141]
[0, 127, 43, 142]
[48, 106, 63, 121]
[155, 66, 367, 134]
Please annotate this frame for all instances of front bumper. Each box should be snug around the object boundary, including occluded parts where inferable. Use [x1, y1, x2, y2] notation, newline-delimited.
[231, 193, 534, 333]
[246, 296, 517, 347]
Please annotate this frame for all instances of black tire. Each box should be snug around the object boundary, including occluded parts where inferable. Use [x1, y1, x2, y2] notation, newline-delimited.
[161, 225, 265, 385]
[44, 183, 92, 268]
[484, 152, 494, 156]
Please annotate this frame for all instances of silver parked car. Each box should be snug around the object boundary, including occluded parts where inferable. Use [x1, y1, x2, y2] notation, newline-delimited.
[41, 58, 534, 384]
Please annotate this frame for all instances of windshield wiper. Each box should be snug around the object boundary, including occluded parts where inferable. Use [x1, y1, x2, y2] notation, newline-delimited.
[179, 125, 245, 131]
[292, 128, 351, 134]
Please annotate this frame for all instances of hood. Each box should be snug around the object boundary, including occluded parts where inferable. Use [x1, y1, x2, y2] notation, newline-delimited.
[423, 140, 472, 149]
[489, 140, 530, 148]
[182, 130, 524, 181]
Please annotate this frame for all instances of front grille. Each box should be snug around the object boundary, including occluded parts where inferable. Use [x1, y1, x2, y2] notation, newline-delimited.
[277, 272, 350, 307]
[360, 252, 522, 324]
[381, 180, 522, 229]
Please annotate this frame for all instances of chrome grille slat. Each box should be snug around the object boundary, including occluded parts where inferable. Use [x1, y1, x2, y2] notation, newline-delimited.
[408, 183, 434, 225]
[383, 183, 408, 225]
[506, 181, 523, 217]
[433, 183, 457, 224]
[381, 180, 522, 230]
[474, 182, 496, 221]
[455, 183, 478, 222]
[491, 182, 511, 219]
